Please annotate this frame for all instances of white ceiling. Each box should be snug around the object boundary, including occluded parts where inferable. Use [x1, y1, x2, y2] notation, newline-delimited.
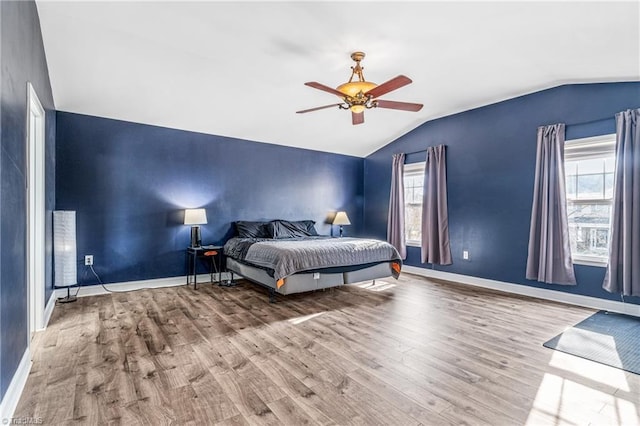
[36, 1, 639, 157]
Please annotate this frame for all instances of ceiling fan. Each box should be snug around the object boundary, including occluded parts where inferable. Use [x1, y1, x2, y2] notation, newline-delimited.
[296, 51, 423, 125]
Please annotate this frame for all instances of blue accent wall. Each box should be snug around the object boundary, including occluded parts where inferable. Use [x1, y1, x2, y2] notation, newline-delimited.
[364, 82, 640, 305]
[56, 112, 364, 285]
[0, 1, 56, 399]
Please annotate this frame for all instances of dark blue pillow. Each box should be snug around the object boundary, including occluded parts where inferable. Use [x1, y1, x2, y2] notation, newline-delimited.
[298, 220, 319, 236]
[269, 220, 318, 239]
[235, 221, 270, 238]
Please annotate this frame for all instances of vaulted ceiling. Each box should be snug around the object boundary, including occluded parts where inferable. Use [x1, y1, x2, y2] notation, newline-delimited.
[36, 1, 639, 157]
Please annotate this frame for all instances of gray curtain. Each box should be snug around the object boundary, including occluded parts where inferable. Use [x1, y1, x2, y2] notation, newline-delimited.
[526, 123, 576, 285]
[387, 153, 406, 259]
[603, 109, 640, 296]
[421, 145, 452, 265]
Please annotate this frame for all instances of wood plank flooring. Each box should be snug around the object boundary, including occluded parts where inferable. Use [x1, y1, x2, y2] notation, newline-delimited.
[15, 274, 640, 425]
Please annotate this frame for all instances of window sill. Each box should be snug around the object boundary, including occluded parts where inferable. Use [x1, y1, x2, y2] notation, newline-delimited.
[573, 258, 607, 268]
[406, 241, 420, 248]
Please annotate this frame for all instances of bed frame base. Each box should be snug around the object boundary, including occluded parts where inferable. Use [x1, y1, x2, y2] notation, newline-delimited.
[225, 258, 394, 302]
[224, 269, 277, 302]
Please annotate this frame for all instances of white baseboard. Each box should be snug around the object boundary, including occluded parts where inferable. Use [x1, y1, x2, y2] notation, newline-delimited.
[3, 290, 59, 420]
[402, 265, 640, 317]
[54, 272, 234, 299]
[0, 349, 32, 422]
[40, 291, 57, 330]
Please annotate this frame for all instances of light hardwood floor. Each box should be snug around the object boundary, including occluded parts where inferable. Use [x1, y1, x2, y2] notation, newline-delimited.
[15, 274, 640, 425]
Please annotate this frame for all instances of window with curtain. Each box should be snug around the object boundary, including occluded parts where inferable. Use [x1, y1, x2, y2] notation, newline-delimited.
[403, 162, 425, 246]
[564, 134, 616, 266]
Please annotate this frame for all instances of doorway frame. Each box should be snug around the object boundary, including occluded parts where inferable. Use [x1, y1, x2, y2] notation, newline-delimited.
[26, 82, 46, 339]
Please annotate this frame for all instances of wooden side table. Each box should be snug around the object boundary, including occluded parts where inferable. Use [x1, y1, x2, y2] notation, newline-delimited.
[186, 245, 223, 289]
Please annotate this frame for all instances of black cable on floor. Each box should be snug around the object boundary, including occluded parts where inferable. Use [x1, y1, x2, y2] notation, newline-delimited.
[89, 265, 155, 293]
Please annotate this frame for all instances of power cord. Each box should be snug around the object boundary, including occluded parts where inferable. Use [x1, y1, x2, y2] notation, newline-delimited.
[88, 264, 155, 293]
[56, 283, 81, 300]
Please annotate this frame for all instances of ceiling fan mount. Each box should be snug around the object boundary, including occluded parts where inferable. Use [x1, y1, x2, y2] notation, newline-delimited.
[350, 51, 366, 62]
[297, 51, 423, 125]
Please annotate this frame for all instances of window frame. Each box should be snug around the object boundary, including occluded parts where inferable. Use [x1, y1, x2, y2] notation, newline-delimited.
[403, 161, 425, 247]
[564, 134, 616, 267]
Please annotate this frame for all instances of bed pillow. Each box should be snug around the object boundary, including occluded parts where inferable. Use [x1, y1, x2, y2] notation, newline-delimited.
[269, 220, 318, 239]
[235, 221, 270, 238]
[298, 220, 319, 236]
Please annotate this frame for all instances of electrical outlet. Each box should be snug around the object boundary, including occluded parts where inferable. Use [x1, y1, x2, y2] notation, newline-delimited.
[462, 250, 469, 260]
[85, 255, 94, 266]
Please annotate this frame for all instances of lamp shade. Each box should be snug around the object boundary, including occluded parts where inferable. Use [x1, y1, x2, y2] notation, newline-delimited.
[184, 208, 207, 225]
[53, 211, 77, 287]
[333, 211, 351, 226]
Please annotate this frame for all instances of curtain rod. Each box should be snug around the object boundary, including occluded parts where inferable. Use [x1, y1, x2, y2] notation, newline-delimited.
[404, 144, 446, 156]
[564, 116, 614, 127]
[399, 116, 615, 157]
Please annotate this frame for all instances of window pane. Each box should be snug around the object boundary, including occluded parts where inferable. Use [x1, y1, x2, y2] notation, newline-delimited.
[405, 204, 422, 242]
[567, 202, 611, 258]
[604, 157, 615, 173]
[577, 174, 604, 199]
[404, 187, 412, 204]
[408, 188, 415, 204]
[413, 186, 423, 203]
[577, 158, 604, 175]
[403, 176, 414, 188]
[605, 173, 614, 199]
[564, 136, 615, 261]
[595, 228, 609, 250]
[404, 166, 425, 243]
[566, 175, 576, 199]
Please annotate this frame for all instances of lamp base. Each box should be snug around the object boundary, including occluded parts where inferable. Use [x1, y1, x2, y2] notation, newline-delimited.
[57, 287, 77, 303]
[339, 225, 344, 238]
[190, 226, 202, 247]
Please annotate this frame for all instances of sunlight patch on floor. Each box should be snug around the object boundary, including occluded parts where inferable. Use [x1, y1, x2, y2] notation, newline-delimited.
[526, 373, 610, 425]
[555, 328, 624, 368]
[525, 406, 579, 426]
[599, 398, 640, 426]
[355, 281, 396, 291]
[287, 312, 325, 325]
[525, 350, 639, 425]
[547, 349, 629, 391]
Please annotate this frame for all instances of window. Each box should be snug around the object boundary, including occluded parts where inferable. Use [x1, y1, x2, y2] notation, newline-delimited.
[564, 134, 616, 266]
[404, 162, 425, 246]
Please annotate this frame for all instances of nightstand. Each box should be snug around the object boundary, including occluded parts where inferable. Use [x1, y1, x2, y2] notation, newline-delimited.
[186, 245, 223, 289]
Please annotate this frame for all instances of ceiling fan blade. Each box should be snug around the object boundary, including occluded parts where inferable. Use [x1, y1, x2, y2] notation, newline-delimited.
[364, 75, 412, 99]
[304, 82, 345, 98]
[296, 103, 342, 114]
[375, 100, 424, 112]
[352, 111, 364, 125]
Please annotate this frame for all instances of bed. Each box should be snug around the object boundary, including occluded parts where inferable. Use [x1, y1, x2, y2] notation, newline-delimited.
[223, 220, 402, 301]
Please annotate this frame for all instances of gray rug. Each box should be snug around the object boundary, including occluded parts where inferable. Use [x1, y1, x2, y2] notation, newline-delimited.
[543, 310, 640, 375]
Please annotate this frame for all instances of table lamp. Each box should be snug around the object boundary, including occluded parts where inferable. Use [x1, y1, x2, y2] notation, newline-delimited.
[333, 211, 351, 237]
[184, 208, 207, 247]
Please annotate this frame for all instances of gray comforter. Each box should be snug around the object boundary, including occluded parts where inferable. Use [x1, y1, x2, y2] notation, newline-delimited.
[224, 236, 402, 281]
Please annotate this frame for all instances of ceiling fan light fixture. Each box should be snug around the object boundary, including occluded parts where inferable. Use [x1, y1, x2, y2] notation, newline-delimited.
[336, 81, 377, 98]
[298, 51, 423, 125]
